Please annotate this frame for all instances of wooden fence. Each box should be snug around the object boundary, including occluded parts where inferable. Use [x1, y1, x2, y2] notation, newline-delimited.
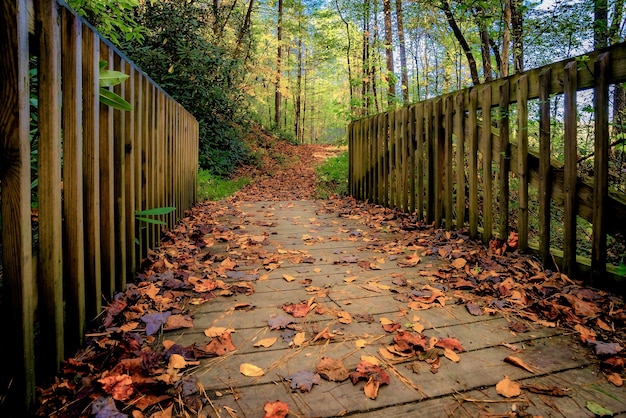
[349, 42, 626, 292]
[0, 0, 199, 412]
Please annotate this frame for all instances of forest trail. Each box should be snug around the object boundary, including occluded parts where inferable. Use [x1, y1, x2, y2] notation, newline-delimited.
[36, 140, 626, 417]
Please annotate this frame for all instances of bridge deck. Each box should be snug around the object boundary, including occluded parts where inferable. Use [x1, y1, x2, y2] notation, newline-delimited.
[165, 200, 625, 417]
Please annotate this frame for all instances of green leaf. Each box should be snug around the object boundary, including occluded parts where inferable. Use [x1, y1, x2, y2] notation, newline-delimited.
[135, 216, 167, 226]
[586, 401, 613, 416]
[99, 88, 133, 111]
[135, 206, 176, 216]
[99, 60, 108, 70]
[99, 68, 130, 87]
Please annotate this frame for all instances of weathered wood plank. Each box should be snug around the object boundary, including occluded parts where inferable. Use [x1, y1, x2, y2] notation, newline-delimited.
[395, 109, 402, 209]
[538, 69, 552, 266]
[415, 103, 424, 220]
[124, 64, 136, 274]
[401, 107, 409, 211]
[498, 80, 510, 240]
[592, 53, 610, 285]
[517, 75, 529, 252]
[563, 62, 578, 277]
[37, 0, 64, 372]
[434, 99, 444, 226]
[454, 93, 465, 230]
[0, 0, 36, 410]
[443, 96, 453, 229]
[468, 88, 478, 238]
[481, 85, 493, 243]
[408, 105, 416, 214]
[113, 54, 126, 291]
[61, 7, 86, 352]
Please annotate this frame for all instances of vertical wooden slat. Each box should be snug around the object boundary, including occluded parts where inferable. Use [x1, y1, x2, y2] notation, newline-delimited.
[498, 80, 510, 240]
[0, 0, 36, 409]
[444, 96, 453, 229]
[157, 91, 165, 232]
[425, 101, 434, 223]
[455, 93, 466, 229]
[99, 42, 115, 299]
[140, 78, 150, 259]
[133, 72, 143, 267]
[408, 105, 416, 214]
[415, 103, 425, 220]
[382, 113, 389, 206]
[82, 28, 101, 319]
[592, 53, 610, 285]
[369, 116, 376, 201]
[563, 62, 578, 277]
[389, 111, 396, 207]
[363, 117, 370, 201]
[433, 99, 444, 226]
[468, 88, 479, 238]
[401, 107, 409, 211]
[481, 85, 493, 243]
[61, 7, 85, 352]
[113, 54, 126, 292]
[148, 84, 157, 248]
[377, 114, 384, 205]
[124, 65, 136, 276]
[348, 121, 353, 196]
[37, 0, 64, 372]
[538, 69, 552, 265]
[517, 75, 529, 252]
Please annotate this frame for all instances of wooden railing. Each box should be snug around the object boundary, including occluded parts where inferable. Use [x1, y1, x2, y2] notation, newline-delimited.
[0, 0, 199, 411]
[349, 42, 626, 291]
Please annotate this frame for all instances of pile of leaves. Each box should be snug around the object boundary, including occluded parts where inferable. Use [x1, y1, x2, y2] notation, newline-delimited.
[322, 197, 626, 388]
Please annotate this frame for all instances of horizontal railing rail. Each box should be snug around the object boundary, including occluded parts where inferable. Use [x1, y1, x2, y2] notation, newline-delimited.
[349, 42, 626, 292]
[0, 0, 199, 412]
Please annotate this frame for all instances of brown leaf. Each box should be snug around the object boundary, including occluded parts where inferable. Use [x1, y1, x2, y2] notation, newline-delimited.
[98, 373, 134, 401]
[317, 357, 349, 382]
[435, 337, 465, 352]
[443, 348, 460, 363]
[204, 332, 236, 356]
[164, 314, 194, 331]
[254, 337, 278, 348]
[282, 302, 311, 318]
[466, 302, 483, 316]
[504, 355, 535, 373]
[508, 321, 528, 333]
[364, 376, 381, 399]
[150, 404, 173, 418]
[451, 258, 467, 269]
[560, 293, 601, 318]
[263, 400, 289, 418]
[204, 326, 236, 337]
[606, 372, 624, 387]
[496, 376, 521, 398]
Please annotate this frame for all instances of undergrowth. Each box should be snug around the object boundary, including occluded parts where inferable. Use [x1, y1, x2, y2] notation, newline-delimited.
[197, 170, 250, 201]
[315, 151, 348, 199]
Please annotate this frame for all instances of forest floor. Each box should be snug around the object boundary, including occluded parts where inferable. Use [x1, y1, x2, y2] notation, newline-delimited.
[35, 132, 626, 418]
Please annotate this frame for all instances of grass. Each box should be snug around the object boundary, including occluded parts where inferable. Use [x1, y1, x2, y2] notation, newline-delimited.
[315, 151, 348, 199]
[197, 169, 250, 201]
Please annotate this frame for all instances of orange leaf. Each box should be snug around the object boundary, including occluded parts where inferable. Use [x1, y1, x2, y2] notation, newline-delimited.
[504, 355, 535, 373]
[263, 400, 289, 418]
[496, 376, 521, 398]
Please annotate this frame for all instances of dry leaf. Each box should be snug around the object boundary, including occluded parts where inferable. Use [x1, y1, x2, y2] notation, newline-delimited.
[282, 274, 296, 282]
[168, 354, 187, 369]
[240, 363, 264, 377]
[204, 326, 236, 337]
[293, 332, 306, 346]
[606, 372, 623, 387]
[504, 356, 535, 373]
[451, 258, 467, 269]
[317, 357, 349, 382]
[496, 376, 521, 398]
[444, 348, 460, 363]
[263, 400, 289, 418]
[254, 337, 278, 348]
[364, 376, 381, 399]
[361, 355, 379, 365]
[355, 339, 367, 349]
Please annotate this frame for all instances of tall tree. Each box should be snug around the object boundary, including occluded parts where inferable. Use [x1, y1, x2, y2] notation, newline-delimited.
[383, 0, 396, 104]
[275, 0, 284, 130]
[440, 0, 480, 85]
[395, 0, 410, 103]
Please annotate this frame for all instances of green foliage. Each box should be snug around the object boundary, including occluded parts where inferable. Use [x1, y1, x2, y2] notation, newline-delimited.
[119, 0, 250, 177]
[197, 170, 250, 201]
[99, 61, 133, 111]
[315, 151, 349, 199]
[135, 206, 176, 226]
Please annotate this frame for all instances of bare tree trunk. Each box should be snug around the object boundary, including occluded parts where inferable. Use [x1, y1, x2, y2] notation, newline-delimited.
[383, 0, 396, 105]
[395, 0, 409, 103]
[423, 38, 429, 99]
[594, 0, 608, 48]
[295, 32, 303, 142]
[441, 0, 480, 85]
[234, 0, 255, 59]
[371, 0, 380, 113]
[476, 6, 493, 81]
[511, 0, 523, 72]
[362, 0, 371, 115]
[336, 0, 355, 116]
[274, 0, 283, 130]
[501, 0, 511, 77]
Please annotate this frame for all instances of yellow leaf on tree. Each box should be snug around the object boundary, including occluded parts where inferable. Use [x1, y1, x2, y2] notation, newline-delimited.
[240, 363, 264, 377]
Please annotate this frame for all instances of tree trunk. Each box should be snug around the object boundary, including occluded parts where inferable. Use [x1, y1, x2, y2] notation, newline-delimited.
[371, 0, 380, 113]
[335, 0, 354, 115]
[395, 0, 409, 103]
[511, 0, 523, 72]
[594, 0, 608, 48]
[501, 0, 511, 77]
[441, 0, 480, 85]
[476, 7, 493, 82]
[234, 0, 255, 59]
[362, 0, 371, 115]
[295, 34, 302, 142]
[274, 0, 283, 130]
[383, 0, 396, 105]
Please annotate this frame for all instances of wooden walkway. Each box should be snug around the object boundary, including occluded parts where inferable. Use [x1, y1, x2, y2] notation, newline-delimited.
[167, 200, 625, 418]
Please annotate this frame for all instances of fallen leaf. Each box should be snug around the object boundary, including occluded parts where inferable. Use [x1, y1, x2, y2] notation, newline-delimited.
[364, 376, 381, 399]
[282, 302, 311, 318]
[435, 338, 465, 352]
[286, 370, 321, 392]
[204, 332, 236, 356]
[606, 372, 623, 387]
[360, 355, 379, 365]
[254, 337, 278, 348]
[504, 356, 535, 373]
[451, 258, 467, 269]
[337, 311, 352, 324]
[240, 363, 264, 377]
[586, 400, 613, 416]
[466, 302, 483, 316]
[98, 374, 134, 401]
[168, 354, 187, 369]
[268, 315, 295, 330]
[317, 357, 349, 382]
[355, 339, 367, 349]
[495, 376, 521, 398]
[164, 314, 193, 331]
[587, 340, 623, 356]
[293, 332, 306, 346]
[264, 401, 289, 418]
[443, 348, 460, 363]
[508, 321, 528, 333]
[282, 274, 296, 282]
[204, 326, 236, 338]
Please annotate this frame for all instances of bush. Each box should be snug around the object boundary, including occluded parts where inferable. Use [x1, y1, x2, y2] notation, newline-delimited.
[315, 151, 348, 199]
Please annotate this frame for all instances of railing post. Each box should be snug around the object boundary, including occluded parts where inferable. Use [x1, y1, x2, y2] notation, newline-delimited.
[498, 80, 510, 240]
[454, 93, 466, 230]
[468, 88, 479, 238]
[516, 75, 529, 252]
[481, 85, 493, 243]
[563, 62, 578, 277]
[538, 69, 552, 266]
[0, 0, 36, 411]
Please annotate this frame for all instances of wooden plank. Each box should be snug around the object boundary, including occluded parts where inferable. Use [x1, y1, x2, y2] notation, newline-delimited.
[61, 7, 86, 352]
[81, 27, 101, 319]
[592, 53, 610, 285]
[140, 78, 150, 260]
[444, 96, 453, 229]
[408, 105, 416, 214]
[433, 99, 443, 226]
[395, 109, 402, 209]
[370, 115, 376, 202]
[99, 42, 115, 299]
[382, 113, 389, 206]
[124, 65, 136, 274]
[36, 0, 64, 371]
[133, 72, 143, 267]
[113, 54, 126, 292]
[538, 69, 552, 266]
[517, 75, 529, 252]
[348, 122, 353, 196]
[468, 88, 478, 238]
[401, 107, 409, 211]
[415, 103, 424, 220]
[377, 114, 384, 205]
[425, 101, 434, 223]
[563, 62, 578, 278]
[0, 0, 36, 410]
[498, 80, 510, 240]
[454, 93, 465, 229]
[388, 110, 396, 207]
[481, 85, 493, 243]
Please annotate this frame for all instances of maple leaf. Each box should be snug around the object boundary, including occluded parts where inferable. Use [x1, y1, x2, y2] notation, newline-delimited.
[435, 337, 465, 352]
[282, 301, 311, 318]
[393, 331, 430, 353]
[268, 315, 295, 330]
[204, 332, 237, 356]
[103, 299, 127, 328]
[98, 374, 134, 401]
[587, 340, 623, 356]
[263, 400, 289, 418]
[141, 312, 171, 336]
[165, 314, 194, 331]
[286, 371, 321, 392]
